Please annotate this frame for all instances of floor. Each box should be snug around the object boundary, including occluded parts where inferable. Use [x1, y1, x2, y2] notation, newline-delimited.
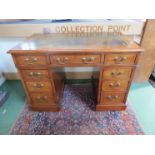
[0, 80, 155, 135]
[129, 82, 155, 134]
[0, 80, 26, 134]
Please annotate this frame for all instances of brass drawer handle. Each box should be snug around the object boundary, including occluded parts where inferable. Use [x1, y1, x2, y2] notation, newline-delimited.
[24, 57, 38, 65]
[89, 57, 95, 61]
[82, 57, 87, 63]
[36, 96, 48, 102]
[113, 56, 127, 64]
[82, 57, 95, 64]
[111, 71, 122, 76]
[56, 57, 69, 65]
[109, 82, 121, 88]
[33, 83, 44, 88]
[107, 95, 119, 100]
[29, 72, 41, 77]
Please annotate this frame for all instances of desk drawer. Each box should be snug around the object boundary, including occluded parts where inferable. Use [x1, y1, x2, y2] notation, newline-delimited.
[26, 81, 52, 92]
[104, 53, 136, 65]
[100, 92, 126, 104]
[22, 70, 49, 80]
[30, 92, 54, 106]
[103, 67, 132, 80]
[102, 80, 129, 91]
[15, 55, 47, 66]
[50, 54, 101, 66]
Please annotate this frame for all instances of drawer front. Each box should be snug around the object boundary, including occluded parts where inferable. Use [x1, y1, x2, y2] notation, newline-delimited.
[100, 92, 126, 104]
[26, 81, 52, 92]
[103, 67, 132, 79]
[50, 54, 101, 66]
[15, 55, 47, 66]
[21, 70, 49, 80]
[104, 53, 136, 65]
[102, 80, 129, 91]
[30, 92, 54, 106]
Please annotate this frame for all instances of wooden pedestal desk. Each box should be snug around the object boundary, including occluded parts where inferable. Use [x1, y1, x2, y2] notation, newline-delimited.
[8, 33, 144, 111]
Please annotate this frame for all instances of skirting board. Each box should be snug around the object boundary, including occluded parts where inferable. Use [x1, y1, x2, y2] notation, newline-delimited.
[0, 76, 5, 86]
[4, 72, 20, 80]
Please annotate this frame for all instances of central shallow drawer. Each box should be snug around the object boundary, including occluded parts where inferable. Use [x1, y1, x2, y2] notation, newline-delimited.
[26, 81, 52, 92]
[50, 54, 101, 66]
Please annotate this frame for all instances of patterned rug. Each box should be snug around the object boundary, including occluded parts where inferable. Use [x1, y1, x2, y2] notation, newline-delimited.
[10, 84, 144, 135]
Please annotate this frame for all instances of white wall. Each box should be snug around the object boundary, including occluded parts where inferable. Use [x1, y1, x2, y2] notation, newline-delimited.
[0, 38, 24, 73]
[0, 20, 145, 37]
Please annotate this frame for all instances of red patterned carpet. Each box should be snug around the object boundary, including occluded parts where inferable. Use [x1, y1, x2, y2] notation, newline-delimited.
[10, 84, 144, 135]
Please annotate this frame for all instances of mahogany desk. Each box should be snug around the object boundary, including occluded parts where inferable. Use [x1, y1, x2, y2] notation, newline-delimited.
[8, 33, 144, 111]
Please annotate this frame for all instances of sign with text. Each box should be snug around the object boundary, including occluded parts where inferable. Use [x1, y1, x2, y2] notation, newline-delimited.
[55, 25, 132, 34]
[0, 21, 145, 37]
